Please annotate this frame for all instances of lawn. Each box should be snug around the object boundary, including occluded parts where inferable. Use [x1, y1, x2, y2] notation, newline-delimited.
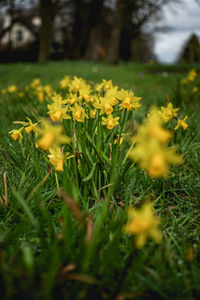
[0, 61, 200, 300]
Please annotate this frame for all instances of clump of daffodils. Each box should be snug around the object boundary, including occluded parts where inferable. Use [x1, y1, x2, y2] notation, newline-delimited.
[47, 76, 142, 130]
[124, 201, 162, 248]
[9, 118, 39, 143]
[181, 69, 197, 85]
[9, 118, 72, 172]
[6, 76, 142, 132]
[148, 102, 189, 132]
[129, 107, 183, 178]
[1, 78, 54, 102]
[181, 69, 200, 102]
[8, 76, 187, 177]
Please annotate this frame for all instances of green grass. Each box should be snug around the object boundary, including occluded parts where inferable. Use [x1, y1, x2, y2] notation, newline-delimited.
[1, 61, 199, 102]
[0, 61, 200, 300]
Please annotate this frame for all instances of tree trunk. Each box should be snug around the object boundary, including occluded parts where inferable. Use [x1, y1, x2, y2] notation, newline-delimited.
[38, 0, 54, 62]
[84, 0, 105, 61]
[107, 0, 124, 64]
[84, 25, 102, 61]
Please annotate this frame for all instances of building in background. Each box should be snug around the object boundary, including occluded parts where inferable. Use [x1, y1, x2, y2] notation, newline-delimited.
[0, 11, 40, 49]
[0, 9, 40, 61]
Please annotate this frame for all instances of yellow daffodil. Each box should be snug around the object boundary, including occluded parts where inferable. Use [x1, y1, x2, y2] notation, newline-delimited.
[148, 152, 167, 178]
[1, 89, 7, 95]
[149, 148, 182, 178]
[48, 97, 71, 122]
[90, 109, 97, 119]
[102, 79, 113, 90]
[79, 85, 92, 101]
[44, 85, 53, 97]
[67, 95, 78, 105]
[118, 89, 142, 111]
[71, 104, 88, 122]
[9, 127, 23, 143]
[174, 116, 188, 130]
[60, 76, 71, 89]
[37, 119, 71, 151]
[129, 107, 182, 178]
[8, 85, 17, 93]
[148, 124, 171, 144]
[48, 147, 65, 171]
[83, 94, 92, 103]
[94, 89, 119, 115]
[124, 202, 162, 248]
[48, 148, 74, 171]
[24, 118, 39, 135]
[102, 114, 119, 130]
[68, 76, 86, 93]
[192, 86, 198, 93]
[30, 78, 41, 88]
[129, 137, 182, 178]
[18, 92, 24, 98]
[187, 69, 197, 82]
[13, 118, 39, 136]
[137, 108, 171, 144]
[160, 103, 179, 123]
[37, 92, 45, 103]
[181, 78, 188, 85]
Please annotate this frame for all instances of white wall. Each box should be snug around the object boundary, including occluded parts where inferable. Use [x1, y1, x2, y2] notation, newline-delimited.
[1, 23, 35, 48]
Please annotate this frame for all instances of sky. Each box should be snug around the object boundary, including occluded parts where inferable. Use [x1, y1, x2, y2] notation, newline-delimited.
[153, 0, 200, 63]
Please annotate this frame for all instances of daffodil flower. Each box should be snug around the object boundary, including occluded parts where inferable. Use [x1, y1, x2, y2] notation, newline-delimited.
[174, 116, 188, 130]
[71, 104, 88, 122]
[129, 107, 182, 178]
[124, 202, 162, 248]
[37, 119, 71, 151]
[9, 127, 24, 143]
[102, 114, 119, 130]
[118, 89, 142, 112]
[160, 102, 179, 123]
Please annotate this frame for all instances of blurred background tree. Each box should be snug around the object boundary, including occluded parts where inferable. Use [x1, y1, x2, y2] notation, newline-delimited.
[177, 33, 200, 63]
[0, 0, 195, 64]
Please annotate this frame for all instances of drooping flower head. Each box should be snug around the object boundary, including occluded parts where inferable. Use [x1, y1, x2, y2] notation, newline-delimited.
[9, 127, 24, 143]
[174, 116, 188, 130]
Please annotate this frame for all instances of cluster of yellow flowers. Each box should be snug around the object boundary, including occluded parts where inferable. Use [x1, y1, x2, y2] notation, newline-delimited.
[1, 78, 54, 102]
[148, 102, 188, 131]
[47, 76, 142, 130]
[181, 69, 199, 99]
[128, 105, 183, 178]
[8, 76, 187, 179]
[29, 78, 54, 103]
[6, 75, 191, 250]
[1, 84, 18, 95]
[8, 76, 143, 171]
[9, 118, 72, 171]
[182, 69, 197, 85]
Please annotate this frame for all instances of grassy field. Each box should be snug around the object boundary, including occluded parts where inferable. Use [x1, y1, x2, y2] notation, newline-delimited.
[0, 61, 200, 300]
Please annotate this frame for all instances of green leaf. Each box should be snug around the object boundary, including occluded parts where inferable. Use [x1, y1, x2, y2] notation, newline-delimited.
[83, 163, 97, 182]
